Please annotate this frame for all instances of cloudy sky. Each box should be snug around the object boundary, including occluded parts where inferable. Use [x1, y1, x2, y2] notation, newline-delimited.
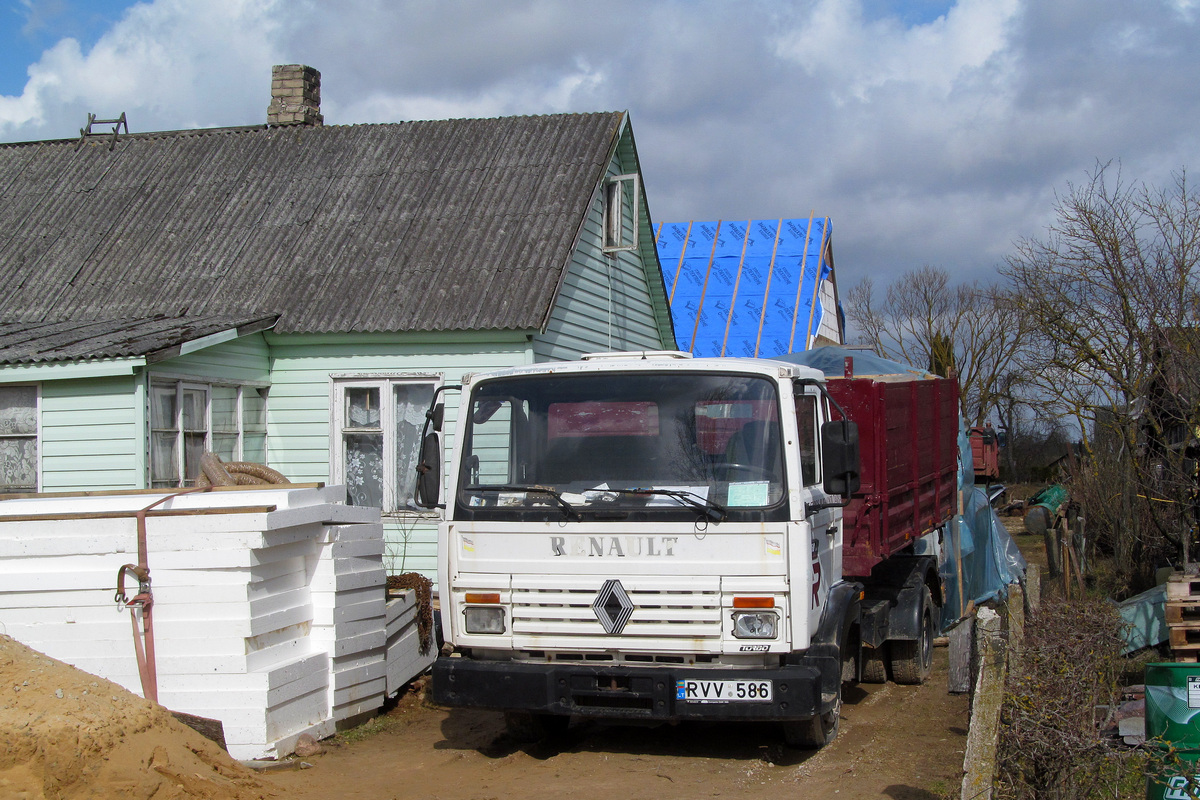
[1, 0, 1198, 293]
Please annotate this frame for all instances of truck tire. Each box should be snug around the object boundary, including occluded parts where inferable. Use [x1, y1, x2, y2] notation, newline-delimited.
[782, 698, 840, 749]
[890, 587, 935, 685]
[503, 711, 570, 742]
[860, 643, 887, 683]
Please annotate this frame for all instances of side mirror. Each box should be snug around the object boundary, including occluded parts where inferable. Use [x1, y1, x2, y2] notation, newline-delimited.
[428, 403, 445, 432]
[414, 431, 442, 508]
[821, 419, 861, 496]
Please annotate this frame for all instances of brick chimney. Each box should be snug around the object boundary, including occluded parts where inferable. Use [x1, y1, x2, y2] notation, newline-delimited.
[267, 64, 322, 126]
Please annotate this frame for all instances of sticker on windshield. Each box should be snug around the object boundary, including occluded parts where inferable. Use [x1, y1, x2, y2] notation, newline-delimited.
[727, 481, 769, 507]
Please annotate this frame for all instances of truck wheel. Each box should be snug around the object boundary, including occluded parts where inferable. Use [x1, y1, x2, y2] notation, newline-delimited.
[890, 587, 935, 685]
[503, 711, 570, 742]
[860, 643, 888, 683]
[782, 697, 840, 749]
[784, 625, 847, 749]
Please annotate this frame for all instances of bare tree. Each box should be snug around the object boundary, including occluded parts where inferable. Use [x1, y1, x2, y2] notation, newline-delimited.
[846, 266, 1030, 426]
[1002, 163, 1200, 585]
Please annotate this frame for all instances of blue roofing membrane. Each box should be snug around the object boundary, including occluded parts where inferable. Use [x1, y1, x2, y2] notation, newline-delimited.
[655, 218, 833, 358]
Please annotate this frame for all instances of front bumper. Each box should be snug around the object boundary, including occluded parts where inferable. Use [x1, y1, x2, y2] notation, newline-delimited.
[432, 656, 825, 722]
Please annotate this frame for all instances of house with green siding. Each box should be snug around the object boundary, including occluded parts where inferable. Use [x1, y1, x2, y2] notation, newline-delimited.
[0, 65, 675, 579]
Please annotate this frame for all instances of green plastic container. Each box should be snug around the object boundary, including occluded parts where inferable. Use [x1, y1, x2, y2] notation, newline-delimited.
[1146, 749, 1200, 800]
[1146, 664, 1200, 748]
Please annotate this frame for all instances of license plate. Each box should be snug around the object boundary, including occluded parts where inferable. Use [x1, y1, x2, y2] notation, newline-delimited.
[677, 679, 773, 703]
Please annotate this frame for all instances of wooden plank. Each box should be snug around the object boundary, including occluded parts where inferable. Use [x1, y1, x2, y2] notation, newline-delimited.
[171, 711, 228, 751]
[1167, 575, 1200, 601]
[0, 505, 276, 523]
[0, 483, 324, 502]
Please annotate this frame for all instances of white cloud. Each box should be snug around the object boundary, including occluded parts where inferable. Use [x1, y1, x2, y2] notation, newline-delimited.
[0, 0, 282, 139]
[773, 0, 1021, 103]
[2, 0, 1199, 291]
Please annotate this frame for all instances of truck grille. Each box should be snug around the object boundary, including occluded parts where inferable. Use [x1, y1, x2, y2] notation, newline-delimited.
[508, 575, 724, 653]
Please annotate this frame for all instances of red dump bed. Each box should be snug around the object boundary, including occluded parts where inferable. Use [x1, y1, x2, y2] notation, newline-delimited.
[969, 426, 1000, 482]
[827, 375, 960, 578]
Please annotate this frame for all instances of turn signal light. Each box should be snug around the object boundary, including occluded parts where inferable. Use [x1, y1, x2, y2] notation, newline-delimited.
[465, 592, 500, 604]
[733, 596, 774, 609]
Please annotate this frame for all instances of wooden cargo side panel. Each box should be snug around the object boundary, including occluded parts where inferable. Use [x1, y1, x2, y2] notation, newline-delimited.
[829, 375, 959, 578]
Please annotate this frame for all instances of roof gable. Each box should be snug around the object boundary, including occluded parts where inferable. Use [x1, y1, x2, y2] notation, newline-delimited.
[0, 113, 625, 335]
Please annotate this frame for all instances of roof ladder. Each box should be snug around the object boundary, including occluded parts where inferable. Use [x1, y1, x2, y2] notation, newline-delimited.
[78, 112, 128, 150]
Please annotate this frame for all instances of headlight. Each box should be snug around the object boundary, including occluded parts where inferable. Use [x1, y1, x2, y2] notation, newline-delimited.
[464, 606, 506, 634]
[732, 611, 778, 639]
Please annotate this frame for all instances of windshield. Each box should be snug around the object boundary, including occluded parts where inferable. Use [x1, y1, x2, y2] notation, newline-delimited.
[455, 371, 787, 522]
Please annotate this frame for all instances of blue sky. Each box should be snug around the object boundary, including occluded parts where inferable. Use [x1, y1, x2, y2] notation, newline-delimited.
[0, 0, 132, 96]
[1, 0, 1198, 300]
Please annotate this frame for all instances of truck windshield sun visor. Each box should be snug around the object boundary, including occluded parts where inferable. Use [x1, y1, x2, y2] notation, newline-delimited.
[455, 371, 786, 522]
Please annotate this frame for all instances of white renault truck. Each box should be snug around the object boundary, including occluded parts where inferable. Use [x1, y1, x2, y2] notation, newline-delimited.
[416, 351, 959, 747]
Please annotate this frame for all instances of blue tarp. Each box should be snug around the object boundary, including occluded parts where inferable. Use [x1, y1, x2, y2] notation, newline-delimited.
[774, 344, 931, 379]
[655, 218, 836, 358]
[782, 347, 1027, 628]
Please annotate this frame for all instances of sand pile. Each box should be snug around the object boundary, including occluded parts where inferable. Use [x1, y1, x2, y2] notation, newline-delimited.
[0, 634, 274, 799]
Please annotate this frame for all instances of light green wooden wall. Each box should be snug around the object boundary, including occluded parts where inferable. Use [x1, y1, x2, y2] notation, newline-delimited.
[148, 336, 271, 386]
[263, 331, 534, 577]
[40, 375, 142, 492]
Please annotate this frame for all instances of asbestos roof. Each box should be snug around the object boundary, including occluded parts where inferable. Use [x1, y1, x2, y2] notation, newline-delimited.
[0, 315, 278, 364]
[0, 113, 625, 337]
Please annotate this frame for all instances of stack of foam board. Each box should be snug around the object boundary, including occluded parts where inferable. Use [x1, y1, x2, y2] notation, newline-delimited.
[386, 590, 430, 694]
[311, 523, 388, 724]
[0, 484, 426, 760]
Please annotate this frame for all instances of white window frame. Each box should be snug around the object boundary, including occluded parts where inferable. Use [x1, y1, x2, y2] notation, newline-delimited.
[602, 173, 640, 253]
[0, 383, 40, 494]
[149, 378, 269, 488]
[330, 375, 440, 514]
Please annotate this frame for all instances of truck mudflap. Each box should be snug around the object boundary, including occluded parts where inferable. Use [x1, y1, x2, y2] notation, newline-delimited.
[432, 658, 825, 722]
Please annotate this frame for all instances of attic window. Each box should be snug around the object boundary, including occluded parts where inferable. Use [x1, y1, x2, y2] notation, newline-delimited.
[603, 173, 639, 252]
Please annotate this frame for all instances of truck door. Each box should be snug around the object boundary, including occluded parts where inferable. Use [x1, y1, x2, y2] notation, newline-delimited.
[794, 390, 841, 635]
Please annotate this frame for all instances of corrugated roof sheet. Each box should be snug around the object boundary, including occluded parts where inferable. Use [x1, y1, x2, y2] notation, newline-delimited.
[0, 315, 277, 363]
[0, 113, 624, 336]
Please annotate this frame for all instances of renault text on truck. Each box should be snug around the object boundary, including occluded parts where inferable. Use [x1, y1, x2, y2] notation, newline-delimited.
[416, 351, 959, 747]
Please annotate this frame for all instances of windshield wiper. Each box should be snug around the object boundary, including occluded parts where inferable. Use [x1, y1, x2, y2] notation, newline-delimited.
[472, 485, 581, 520]
[613, 488, 727, 522]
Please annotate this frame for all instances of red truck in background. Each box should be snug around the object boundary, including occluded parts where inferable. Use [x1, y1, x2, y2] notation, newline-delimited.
[422, 351, 962, 749]
[969, 425, 1002, 483]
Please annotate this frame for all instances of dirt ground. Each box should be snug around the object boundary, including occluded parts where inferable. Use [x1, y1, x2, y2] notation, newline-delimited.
[263, 646, 968, 800]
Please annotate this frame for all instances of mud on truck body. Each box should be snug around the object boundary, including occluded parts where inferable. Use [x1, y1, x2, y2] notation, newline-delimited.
[416, 351, 959, 748]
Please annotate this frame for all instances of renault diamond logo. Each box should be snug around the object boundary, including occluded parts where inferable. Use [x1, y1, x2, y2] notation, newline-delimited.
[592, 579, 634, 635]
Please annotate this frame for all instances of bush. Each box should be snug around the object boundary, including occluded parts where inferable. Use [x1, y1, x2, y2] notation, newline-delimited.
[997, 597, 1149, 799]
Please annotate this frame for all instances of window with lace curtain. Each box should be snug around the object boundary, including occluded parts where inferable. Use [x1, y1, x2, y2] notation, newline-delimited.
[0, 385, 37, 493]
[331, 378, 437, 511]
[150, 380, 268, 488]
